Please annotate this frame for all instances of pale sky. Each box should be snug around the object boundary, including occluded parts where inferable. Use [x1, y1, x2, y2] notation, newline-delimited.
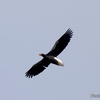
[0, 0, 100, 100]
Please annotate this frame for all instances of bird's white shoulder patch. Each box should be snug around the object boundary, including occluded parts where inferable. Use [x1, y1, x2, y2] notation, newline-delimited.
[54, 57, 64, 66]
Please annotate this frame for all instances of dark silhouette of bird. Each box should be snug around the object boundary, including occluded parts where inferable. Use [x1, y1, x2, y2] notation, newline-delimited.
[25, 28, 73, 78]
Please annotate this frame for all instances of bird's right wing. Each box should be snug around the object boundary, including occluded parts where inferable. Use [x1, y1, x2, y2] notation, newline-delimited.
[25, 59, 46, 78]
[47, 28, 73, 57]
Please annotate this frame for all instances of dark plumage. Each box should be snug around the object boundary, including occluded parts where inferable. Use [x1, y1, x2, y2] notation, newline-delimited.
[25, 28, 73, 78]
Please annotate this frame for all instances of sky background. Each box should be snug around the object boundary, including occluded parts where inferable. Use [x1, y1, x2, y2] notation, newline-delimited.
[0, 0, 100, 100]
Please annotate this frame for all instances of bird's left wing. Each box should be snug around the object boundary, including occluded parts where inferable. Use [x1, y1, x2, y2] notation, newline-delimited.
[47, 28, 73, 57]
[25, 59, 46, 78]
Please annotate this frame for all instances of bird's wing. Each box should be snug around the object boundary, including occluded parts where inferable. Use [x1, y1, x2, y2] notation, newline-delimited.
[25, 59, 50, 78]
[47, 28, 73, 57]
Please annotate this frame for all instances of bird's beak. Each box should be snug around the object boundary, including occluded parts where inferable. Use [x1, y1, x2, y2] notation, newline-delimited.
[39, 53, 42, 56]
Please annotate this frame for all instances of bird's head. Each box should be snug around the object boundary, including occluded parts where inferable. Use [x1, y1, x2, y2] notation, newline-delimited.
[39, 53, 46, 57]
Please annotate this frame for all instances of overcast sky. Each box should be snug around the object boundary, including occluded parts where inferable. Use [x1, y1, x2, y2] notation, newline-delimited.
[0, 0, 100, 100]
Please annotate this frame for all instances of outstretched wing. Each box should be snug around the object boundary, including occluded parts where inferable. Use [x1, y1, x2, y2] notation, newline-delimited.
[25, 59, 50, 78]
[47, 28, 73, 57]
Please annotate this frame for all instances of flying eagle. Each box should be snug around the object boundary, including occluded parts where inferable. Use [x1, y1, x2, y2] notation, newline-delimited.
[25, 28, 73, 78]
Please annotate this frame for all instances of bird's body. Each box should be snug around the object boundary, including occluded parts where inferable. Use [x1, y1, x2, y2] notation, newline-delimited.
[39, 54, 64, 66]
[25, 28, 73, 78]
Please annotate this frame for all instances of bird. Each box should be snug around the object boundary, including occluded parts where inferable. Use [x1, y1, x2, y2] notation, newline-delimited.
[25, 28, 73, 78]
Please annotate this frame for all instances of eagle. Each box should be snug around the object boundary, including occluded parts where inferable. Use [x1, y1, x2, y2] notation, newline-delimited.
[25, 28, 73, 78]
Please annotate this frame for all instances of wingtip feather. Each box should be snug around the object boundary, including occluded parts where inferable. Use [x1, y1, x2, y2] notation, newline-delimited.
[66, 28, 73, 38]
